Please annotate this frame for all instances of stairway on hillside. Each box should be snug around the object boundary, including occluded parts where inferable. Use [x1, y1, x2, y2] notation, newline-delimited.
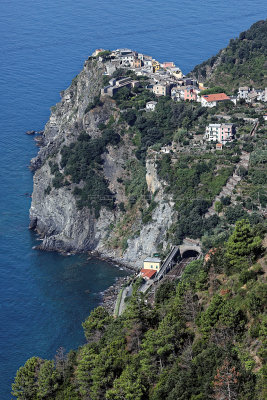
[205, 152, 250, 218]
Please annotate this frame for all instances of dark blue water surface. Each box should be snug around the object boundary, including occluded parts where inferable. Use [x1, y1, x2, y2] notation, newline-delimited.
[0, 0, 266, 397]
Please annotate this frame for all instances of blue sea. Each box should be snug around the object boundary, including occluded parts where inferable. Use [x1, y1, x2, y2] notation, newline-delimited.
[0, 0, 266, 397]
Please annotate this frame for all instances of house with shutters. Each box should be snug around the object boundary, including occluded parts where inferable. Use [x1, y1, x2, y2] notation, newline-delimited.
[152, 82, 171, 96]
[143, 257, 162, 271]
[205, 123, 234, 144]
[184, 86, 200, 102]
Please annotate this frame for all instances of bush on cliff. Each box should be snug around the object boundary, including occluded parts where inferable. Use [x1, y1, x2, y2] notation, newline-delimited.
[59, 130, 120, 215]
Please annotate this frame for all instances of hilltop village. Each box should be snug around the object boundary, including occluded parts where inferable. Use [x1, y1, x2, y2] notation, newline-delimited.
[94, 47, 267, 149]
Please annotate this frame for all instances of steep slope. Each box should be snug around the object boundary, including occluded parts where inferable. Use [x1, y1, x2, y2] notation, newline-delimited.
[12, 221, 267, 400]
[190, 19, 267, 91]
[29, 57, 174, 268]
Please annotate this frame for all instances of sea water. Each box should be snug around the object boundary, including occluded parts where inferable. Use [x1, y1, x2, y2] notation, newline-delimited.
[0, 0, 266, 397]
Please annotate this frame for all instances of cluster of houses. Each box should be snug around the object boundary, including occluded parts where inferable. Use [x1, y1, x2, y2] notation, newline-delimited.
[94, 49, 266, 148]
[95, 49, 267, 109]
[237, 86, 267, 103]
[95, 48, 191, 99]
[97, 48, 183, 78]
[97, 48, 237, 108]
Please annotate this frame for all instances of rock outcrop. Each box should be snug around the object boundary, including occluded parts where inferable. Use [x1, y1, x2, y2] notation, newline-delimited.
[30, 57, 174, 269]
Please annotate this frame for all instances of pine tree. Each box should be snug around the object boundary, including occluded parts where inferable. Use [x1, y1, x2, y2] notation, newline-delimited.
[36, 360, 60, 399]
[226, 219, 262, 271]
[11, 357, 42, 399]
[106, 364, 145, 400]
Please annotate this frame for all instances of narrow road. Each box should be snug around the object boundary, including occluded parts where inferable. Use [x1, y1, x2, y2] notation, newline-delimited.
[118, 284, 132, 316]
[139, 280, 154, 293]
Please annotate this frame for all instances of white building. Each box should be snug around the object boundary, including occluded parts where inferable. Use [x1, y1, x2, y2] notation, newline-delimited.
[237, 86, 250, 100]
[171, 87, 184, 101]
[143, 58, 153, 72]
[146, 101, 157, 111]
[230, 96, 237, 105]
[201, 93, 230, 108]
[237, 86, 267, 103]
[256, 89, 265, 102]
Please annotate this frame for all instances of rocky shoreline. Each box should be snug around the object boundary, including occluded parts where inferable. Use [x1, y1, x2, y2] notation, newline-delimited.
[100, 276, 129, 314]
[89, 251, 135, 314]
[88, 250, 137, 273]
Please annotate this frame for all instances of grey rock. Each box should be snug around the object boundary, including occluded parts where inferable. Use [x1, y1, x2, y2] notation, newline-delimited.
[30, 58, 175, 270]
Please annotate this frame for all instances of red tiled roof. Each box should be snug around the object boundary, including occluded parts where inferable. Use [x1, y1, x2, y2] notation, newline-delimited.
[202, 93, 230, 102]
[141, 269, 157, 279]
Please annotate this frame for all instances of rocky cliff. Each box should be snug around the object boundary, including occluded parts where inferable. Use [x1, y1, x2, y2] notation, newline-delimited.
[30, 57, 174, 269]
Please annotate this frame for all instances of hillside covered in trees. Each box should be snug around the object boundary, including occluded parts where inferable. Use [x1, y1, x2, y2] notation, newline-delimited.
[11, 220, 266, 400]
[190, 19, 267, 91]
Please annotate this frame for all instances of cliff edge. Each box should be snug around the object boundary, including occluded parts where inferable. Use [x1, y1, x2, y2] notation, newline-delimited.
[29, 57, 173, 269]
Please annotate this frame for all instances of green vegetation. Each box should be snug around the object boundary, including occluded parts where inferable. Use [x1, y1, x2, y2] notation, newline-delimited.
[124, 159, 147, 204]
[200, 86, 226, 95]
[141, 200, 157, 224]
[57, 130, 121, 216]
[96, 50, 112, 60]
[119, 96, 209, 162]
[226, 219, 262, 272]
[114, 289, 124, 318]
[12, 221, 266, 399]
[191, 19, 267, 90]
[157, 152, 236, 241]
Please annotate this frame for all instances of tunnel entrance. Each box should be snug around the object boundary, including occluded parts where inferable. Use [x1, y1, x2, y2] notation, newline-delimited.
[181, 249, 199, 259]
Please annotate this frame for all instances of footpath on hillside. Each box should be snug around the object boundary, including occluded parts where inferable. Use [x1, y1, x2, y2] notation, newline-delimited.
[205, 151, 250, 218]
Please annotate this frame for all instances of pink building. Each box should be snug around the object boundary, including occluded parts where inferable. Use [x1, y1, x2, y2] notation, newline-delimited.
[205, 123, 234, 144]
[184, 87, 198, 101]
[162, 62, 175, 68]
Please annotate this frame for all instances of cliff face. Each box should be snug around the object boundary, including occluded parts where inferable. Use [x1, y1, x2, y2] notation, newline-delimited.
[30, 58, 174, 269]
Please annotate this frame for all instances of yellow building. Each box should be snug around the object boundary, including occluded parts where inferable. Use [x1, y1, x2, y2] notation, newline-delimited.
[143, 257, 162, 271]
[171, 68, 183, 79]
[152, 60, 160, 72]
[198, 82, 208, 91]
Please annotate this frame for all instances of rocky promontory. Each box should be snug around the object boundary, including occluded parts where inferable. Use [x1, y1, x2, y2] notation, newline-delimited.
[29, 55, 174, 269]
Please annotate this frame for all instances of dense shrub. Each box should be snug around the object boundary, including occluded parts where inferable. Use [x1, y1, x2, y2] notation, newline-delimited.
[59, 129, 120, 214]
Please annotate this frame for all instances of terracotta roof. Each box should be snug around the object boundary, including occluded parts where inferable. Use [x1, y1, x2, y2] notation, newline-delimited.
[202, 93, 230, 102]
[141, 269, 157, 279]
